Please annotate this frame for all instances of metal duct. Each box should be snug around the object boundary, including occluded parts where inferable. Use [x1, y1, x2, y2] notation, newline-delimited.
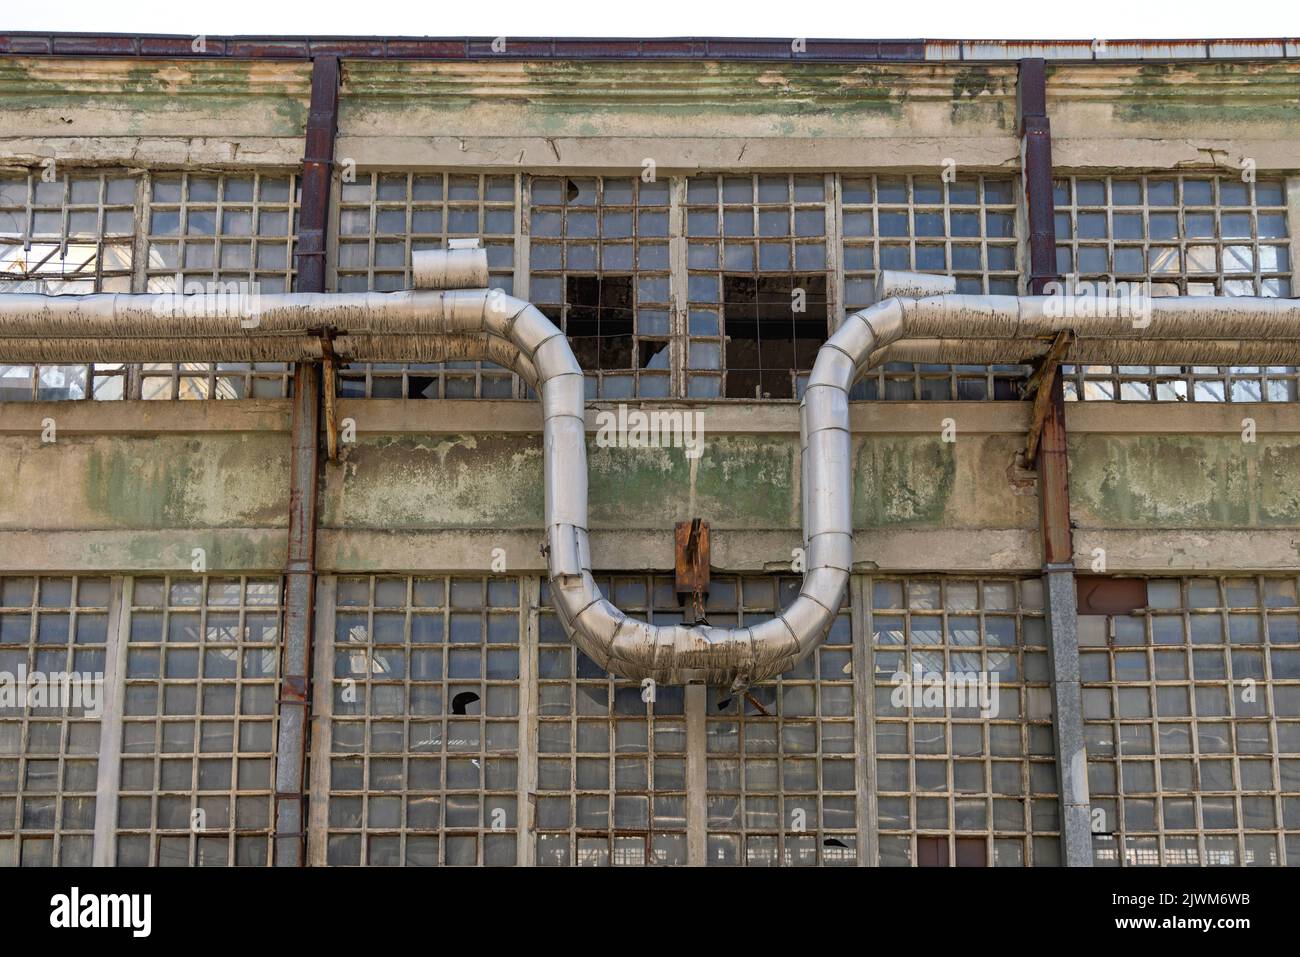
[3, 264, 1300, 687]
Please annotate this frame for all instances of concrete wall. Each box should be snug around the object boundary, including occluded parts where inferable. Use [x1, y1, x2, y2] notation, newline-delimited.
[3, 398, 1297, 577]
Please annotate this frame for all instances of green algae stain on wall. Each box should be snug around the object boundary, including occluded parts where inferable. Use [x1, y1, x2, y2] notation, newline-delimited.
[586, 435, 796, 529]
[85, 440, 200, 527]
[1105, 62, 1300, 129]
[692, 436, 797, 528]
[1255, 442, 1300, 526]
[0, 59, 310, 137]
[82, 435, 289, 529]
[1068, 436, 1258, 528]
[328, 434, 546, 529]
[330, 433, 797, 532]
[587, 442, 689, 528]
[853, 437, 957, 528]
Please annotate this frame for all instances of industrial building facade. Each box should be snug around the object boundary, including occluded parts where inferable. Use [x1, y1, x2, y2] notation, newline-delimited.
[1, 34, 1299, 869]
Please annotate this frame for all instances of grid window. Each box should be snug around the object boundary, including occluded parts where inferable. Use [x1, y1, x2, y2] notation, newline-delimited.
[141, 172, 299, 400]
[0, 170, 136, 400]
[325, 576, 522, 866]
[535, 575, 687, 865]
[1083, 576, 1300, 867]
[529, 176, 672, 399]
[704, 575, 857, 865]
[0, 576, 110, 866]
[1055, 175, 1296, 402]
[115, 575, 283, 866]
[841, 174, 1025, 401]
[871, 576, 1058, 866]
[685, 174, 830, 399]
[336, 172, 518, 399]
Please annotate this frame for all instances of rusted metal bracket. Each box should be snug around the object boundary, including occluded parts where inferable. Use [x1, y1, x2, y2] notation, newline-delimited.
[675, 518, 710, 624]
[1023, 330, 1073, 468]
[319, 334, 340, 463]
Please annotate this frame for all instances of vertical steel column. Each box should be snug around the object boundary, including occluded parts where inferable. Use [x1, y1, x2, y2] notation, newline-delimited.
[273, 54, 339, 866]
[1018, 58, 1092, 867]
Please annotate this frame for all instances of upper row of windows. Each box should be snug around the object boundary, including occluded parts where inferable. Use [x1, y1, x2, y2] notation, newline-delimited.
[0, 170, 1293, 404]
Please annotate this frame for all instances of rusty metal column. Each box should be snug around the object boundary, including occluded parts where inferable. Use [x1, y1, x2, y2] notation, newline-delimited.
[274, 54, 339, 866]
[1019, 58, 1091, 867]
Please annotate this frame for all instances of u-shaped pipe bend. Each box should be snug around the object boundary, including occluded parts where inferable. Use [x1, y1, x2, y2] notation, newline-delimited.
[462, 284, 905, 691]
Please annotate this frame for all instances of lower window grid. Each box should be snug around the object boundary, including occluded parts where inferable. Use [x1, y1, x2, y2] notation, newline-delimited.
[0, 575, 110, 867]
[1082, 575, 1300, 867]
[114, 575, 283, 867]
[704, 575, 858, 865]
[324, 575, 522, 866]
[870, 576, 1059, 866]
[535, 575, 687, 866]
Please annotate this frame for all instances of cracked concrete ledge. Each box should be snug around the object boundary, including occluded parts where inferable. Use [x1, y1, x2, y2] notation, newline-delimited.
[1052, 138, 1300, 170]
[1073, 530, 1300, 573]
[0, 137, 309, 168]
[0, 400, 290, 434]
[6, 399, 1296, 437]
[333, 135, 1022, 171]
[2, 526, 1293, 576]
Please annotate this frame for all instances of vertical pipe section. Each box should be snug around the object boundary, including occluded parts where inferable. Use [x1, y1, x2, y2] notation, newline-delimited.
[1018, 58, 1092, 867]
[274, 54, 340, 866]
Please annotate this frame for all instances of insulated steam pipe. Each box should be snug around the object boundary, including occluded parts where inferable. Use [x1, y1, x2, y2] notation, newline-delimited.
[3, 258, 1300, 687]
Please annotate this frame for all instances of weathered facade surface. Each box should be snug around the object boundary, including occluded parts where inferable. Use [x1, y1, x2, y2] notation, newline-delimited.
[1, 36, 1298, 869]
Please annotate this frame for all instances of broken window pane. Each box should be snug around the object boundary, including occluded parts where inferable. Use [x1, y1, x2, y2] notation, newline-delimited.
[324, 576, 521, 866]
[686, 174, 830, 400]
[141, 172, 299, 400]
[1083, 575, 1296, 867]
[705, 576, 856, 866]
[528, 177, 671, 398]
[871, 576, 1054, 866]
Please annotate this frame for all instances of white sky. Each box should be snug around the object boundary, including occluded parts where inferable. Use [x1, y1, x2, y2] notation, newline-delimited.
[1, 0, 1288, 41]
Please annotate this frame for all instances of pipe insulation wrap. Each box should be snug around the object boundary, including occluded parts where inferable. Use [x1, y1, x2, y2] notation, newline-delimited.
[4, 272, 1300, 687]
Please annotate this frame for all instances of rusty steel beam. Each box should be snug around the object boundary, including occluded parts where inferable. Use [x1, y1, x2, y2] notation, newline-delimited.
[674, 519, 711, 624]
[1018, 57, 1091, 868]
[273, 54, 340, 867]
[296, 55, 339, 295]
[1035, 365, 1073, 565]
[1018, 58, 1071, 562]
[1018, 58, 1058, 298]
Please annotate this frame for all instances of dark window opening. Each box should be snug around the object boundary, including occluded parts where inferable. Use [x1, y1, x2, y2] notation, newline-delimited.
[722, 274, 827, 399]
[560, 274, 635, 372]
[451, 691, 480, 715]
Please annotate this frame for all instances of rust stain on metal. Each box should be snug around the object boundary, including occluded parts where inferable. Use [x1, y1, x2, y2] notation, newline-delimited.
[1024, 330, 1074, 467]
[675, 518, 710, 623]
